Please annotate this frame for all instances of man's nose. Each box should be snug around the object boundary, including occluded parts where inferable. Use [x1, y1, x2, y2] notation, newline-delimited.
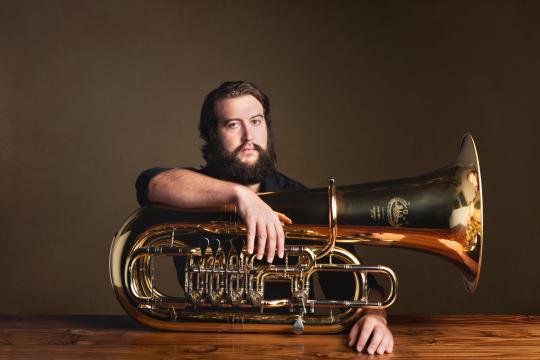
[241, 122, 254, 142]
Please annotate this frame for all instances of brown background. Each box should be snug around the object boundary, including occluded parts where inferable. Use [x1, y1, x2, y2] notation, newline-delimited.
[1, 0, 539, 316]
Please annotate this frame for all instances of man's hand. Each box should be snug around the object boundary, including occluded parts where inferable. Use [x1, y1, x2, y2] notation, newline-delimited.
[348, 310, 394, 355]
[234, 185, 291, 263]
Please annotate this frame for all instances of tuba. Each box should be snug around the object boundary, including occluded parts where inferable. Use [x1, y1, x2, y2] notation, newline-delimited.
[109, 134, 483, 334]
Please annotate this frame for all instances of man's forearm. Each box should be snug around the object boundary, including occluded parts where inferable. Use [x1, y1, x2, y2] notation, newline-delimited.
[146, 168, 286, 262]
[147, 168, 243, 208]
[363, 288, 387, 323]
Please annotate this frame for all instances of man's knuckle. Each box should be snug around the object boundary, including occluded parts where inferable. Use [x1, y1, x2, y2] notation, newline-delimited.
[364, 318, 376, 326]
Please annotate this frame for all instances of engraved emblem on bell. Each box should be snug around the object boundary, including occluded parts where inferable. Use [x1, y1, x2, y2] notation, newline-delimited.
[387, 197, 410, 227]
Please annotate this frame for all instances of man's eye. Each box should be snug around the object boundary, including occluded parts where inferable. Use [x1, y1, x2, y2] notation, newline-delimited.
[227, 122, 239, 129]
[251, 119, 261, 125]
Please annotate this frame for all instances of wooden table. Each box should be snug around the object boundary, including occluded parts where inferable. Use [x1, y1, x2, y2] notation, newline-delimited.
[1, 315, 539, 359]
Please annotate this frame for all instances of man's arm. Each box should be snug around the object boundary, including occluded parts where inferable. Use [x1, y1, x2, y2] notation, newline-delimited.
[147, 168, 286, 262]
[347, 288, 393, 354]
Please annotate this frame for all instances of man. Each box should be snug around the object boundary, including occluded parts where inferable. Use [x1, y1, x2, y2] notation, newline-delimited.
[136, 81, 393, 355]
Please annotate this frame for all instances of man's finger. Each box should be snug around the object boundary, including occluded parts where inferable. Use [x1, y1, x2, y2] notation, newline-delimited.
[366, 327, 384, 355]
[246, 217, 255, 254]
[276, 220, 285, 259]
[266, 223, 276, 263]
[276, 212, 292, 225]
[376, 335, 390, 355]
[356, 320, 375, 352]
[256, 221, 267, 260]
[348, 321, 360, 347]
[388, 336, 394, 353]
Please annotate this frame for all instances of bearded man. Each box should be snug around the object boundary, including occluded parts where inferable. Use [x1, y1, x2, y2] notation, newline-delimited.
[135, 81, 394, 355]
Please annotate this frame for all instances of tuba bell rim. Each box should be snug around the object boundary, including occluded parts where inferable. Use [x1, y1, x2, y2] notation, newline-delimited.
[457, 133, 484, 293]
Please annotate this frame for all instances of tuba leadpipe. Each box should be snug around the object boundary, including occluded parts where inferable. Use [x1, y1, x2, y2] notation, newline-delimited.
[109, 134, 483, 333]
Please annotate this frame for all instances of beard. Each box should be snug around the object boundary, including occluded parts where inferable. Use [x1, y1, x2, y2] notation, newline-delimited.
[204, 140, 276, 185]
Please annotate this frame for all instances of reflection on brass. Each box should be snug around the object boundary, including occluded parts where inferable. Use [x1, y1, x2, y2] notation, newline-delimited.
[110, 134, 483, 334]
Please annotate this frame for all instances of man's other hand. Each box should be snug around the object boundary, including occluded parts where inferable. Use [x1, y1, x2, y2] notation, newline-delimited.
[233, 185, 291, 263]
[348, 311, 394, 355]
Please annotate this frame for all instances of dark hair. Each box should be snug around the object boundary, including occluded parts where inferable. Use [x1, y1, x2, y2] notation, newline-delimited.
[199, 81, 272, 163]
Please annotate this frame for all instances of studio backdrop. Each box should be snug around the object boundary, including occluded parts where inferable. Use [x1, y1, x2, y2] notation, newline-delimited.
[1, 0, 539, 316]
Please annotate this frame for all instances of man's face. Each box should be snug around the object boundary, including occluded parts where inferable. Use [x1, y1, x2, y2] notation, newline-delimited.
[214, 95, 268, 165]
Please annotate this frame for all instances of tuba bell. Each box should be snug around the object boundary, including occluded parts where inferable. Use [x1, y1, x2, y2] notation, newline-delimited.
[109, 134, 483, 334]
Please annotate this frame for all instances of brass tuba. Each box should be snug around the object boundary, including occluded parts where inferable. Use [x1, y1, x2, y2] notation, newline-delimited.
[109, 134, 483, 334]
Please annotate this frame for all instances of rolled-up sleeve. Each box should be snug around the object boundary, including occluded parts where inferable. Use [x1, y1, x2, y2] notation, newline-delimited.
[135, 167, 172, 206]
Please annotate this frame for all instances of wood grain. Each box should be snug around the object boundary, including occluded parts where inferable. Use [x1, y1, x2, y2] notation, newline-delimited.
[1, 315, 539, 359]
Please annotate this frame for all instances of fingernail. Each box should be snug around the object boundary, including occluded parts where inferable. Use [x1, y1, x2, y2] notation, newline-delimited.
[257, 254, 262, 260]
[267, 257, 273, 263]
[248, 247, 253, 254]
[278, 251, 284, 258]
[368, 347, 374, 354]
